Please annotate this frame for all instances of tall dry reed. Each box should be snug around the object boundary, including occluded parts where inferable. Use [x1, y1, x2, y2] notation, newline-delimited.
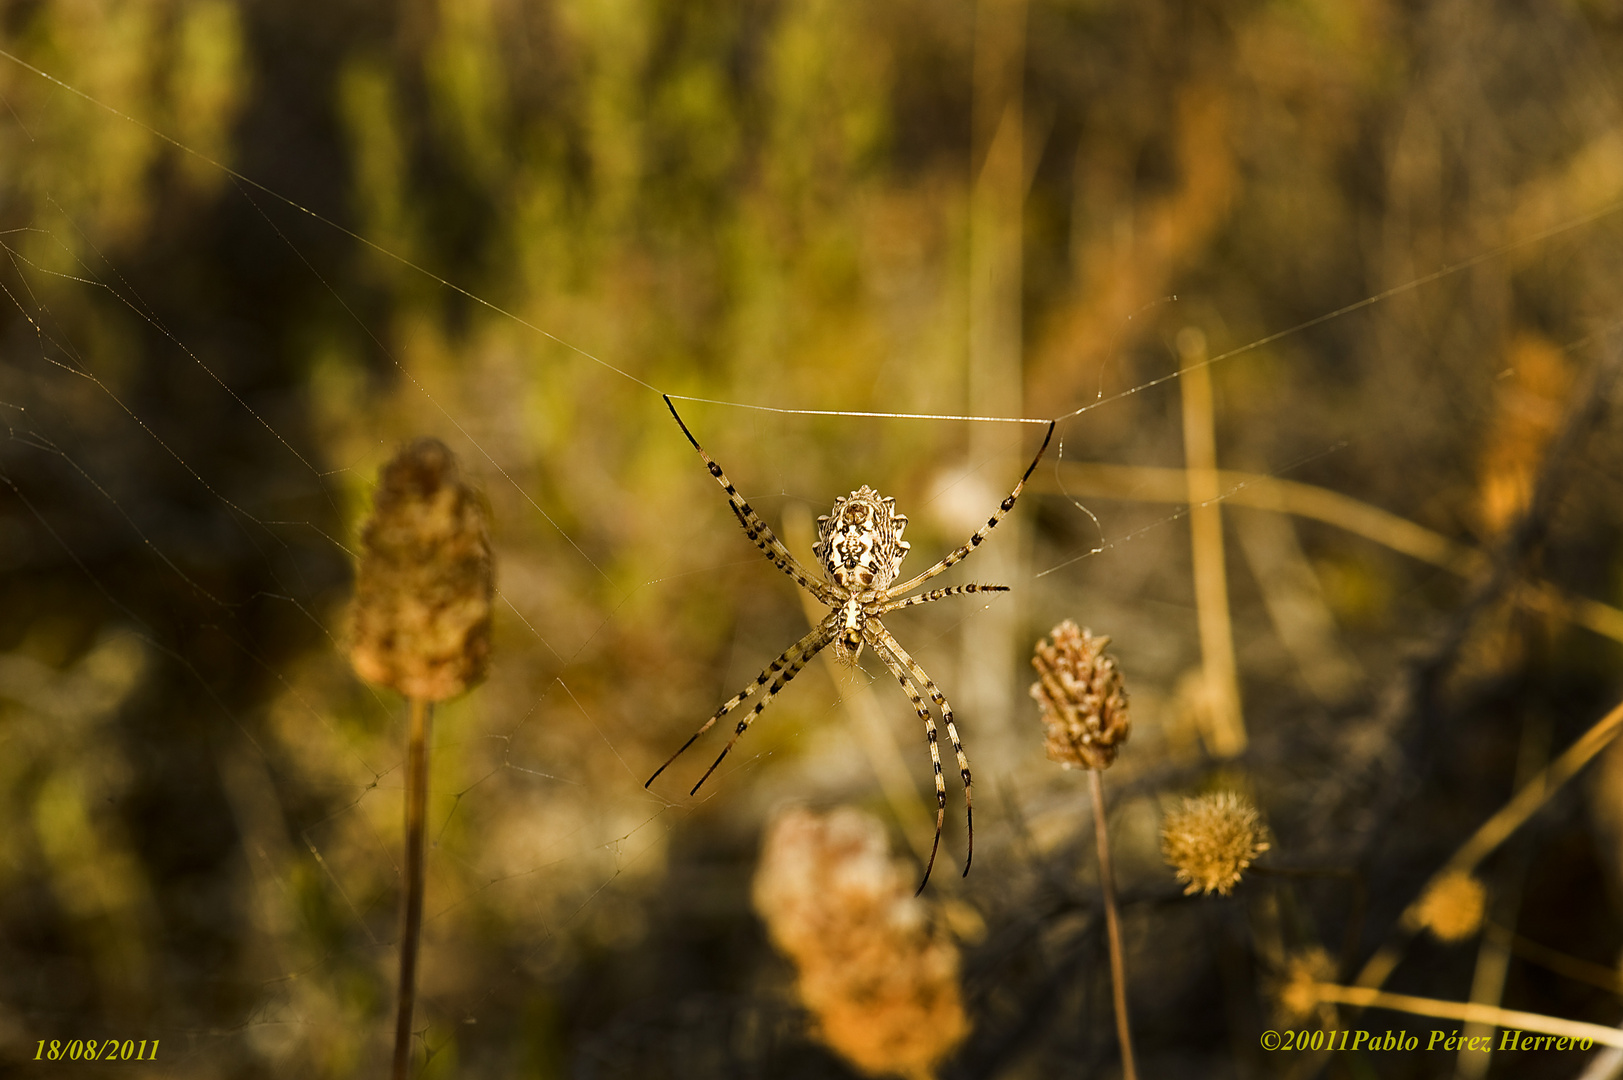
[1030, 620, 1137, 1080]
[348, 437, 493, 1080]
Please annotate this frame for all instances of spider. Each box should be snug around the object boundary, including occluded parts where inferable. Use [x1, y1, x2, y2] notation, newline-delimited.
[647, 395, 1054, 890]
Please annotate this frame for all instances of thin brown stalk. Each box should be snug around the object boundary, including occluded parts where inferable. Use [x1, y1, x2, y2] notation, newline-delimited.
[1488, 922, 1623, 995]
[1179, 328, 1245, 756]
[1457, 717, 1548, 1080]
[1353, 696, 1623, 994]
[1304, 981, 1623, 1048]
[392, 697, 431, 1080]
[1250, 865, 1367, 974]
[1040, 462, 1623, 646]
[964, 0, 1029, 762]
[1091, 767, 1138, 1080]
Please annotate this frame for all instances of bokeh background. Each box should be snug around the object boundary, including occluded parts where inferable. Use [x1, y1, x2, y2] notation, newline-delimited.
[5, 0, 1623, 1076]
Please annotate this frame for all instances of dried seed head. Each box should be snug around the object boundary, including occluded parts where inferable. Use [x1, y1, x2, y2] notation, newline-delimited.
[1029, 620, 1131, 770]
[1276, 947, 1335, 1023]
[1160, 791, 1271, 896]
[1477, 333, 1570, 535]
[348, 438, 493, 702]
[753, 807, 968, 1080]
[1414, 871, 1486, 943]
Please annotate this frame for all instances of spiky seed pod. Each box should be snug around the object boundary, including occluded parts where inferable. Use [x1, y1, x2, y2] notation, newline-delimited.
[1160, 791, 1271, 896]
[1414, 871, 1487, 943]
[753, 807, 968, 1080]
[1030, 621, 1131, 770]
[349, 437, 493, 702]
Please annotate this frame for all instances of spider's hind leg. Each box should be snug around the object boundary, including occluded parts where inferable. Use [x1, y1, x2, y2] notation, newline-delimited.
[884, 659, 947, 893]
[646, 620, 835, 792]
[688, 636, 829, 795]
[866, 618, 972, 893]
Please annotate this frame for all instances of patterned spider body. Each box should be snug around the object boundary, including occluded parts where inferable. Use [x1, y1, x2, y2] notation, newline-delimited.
[650, 395, 1054, 892]
[813, 487, 910, 663]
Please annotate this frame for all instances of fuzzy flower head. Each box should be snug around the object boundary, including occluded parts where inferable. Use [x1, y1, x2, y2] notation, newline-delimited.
[1414, 871, 1486, 943]
[348, 437, 494, 702]
[1160, 791, 1271, 896]
[1029, 621, 1131, 770]
[752, 807, 968, 1080]
[1276, 947, 1335, 1023]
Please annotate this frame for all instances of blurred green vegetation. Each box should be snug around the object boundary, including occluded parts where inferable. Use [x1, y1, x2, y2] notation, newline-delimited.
[3, 0, 1623, 1076]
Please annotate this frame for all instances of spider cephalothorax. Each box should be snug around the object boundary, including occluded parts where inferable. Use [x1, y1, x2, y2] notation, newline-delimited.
[649, 395, 1055, 891]
[813, 487, 910, 663]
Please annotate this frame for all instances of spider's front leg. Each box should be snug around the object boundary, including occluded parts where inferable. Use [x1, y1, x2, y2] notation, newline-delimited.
[665, 395, 835, 605]
[885, 419, 1054, 597]
[877, 582, 1009, 615]
[865, 617, 973, 893]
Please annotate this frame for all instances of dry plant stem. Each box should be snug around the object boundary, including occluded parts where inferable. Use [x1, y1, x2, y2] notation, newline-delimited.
[1051, 463, 1480, 571]
[965, 0, 1028, 766]
[1179, 331, 1246, 756]
[1044, 463, 1623, 646]
[1090, 768, 1138, 1080]
[1305, 982, 1623, 1048]
[1458, 716, 1547, 1080]
[1297, 356, 1623, 1080]
[1488, 922, 1623, 994]
[392, 696, 431, 1080]
[1250, 865, 1367, 974]
[1352, 696, 1623, 994]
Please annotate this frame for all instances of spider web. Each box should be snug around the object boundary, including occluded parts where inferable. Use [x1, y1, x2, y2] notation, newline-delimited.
[4, 3, 1623, 1077]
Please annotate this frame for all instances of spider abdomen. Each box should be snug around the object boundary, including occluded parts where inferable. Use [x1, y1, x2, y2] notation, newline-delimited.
[812, 486, 910, 592]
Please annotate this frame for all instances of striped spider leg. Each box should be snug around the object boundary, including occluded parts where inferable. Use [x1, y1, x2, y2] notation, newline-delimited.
[648, 394, 1055, 890]
[864, 617, 974, 893]
[645, 614, 838, 794]
[882, 420, 1054, 598]
[660, 395, 836, 606]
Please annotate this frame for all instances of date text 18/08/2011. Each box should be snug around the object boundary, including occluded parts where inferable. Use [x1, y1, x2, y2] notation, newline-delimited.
[34, 1039, 158, 1062]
